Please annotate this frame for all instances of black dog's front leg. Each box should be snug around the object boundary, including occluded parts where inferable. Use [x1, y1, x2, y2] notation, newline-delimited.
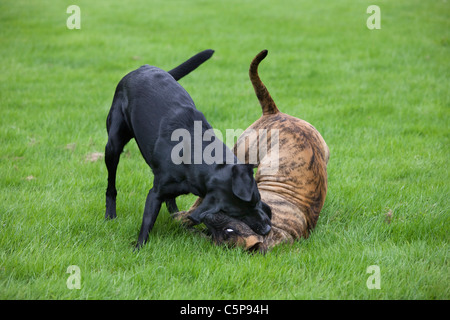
[136, 188, 162, 249]
[187, 196, 218, 225]
[104, 105, 132, 220]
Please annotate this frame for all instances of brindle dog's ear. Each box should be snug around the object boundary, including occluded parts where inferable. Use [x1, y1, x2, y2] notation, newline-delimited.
[231, 164, 257, 202]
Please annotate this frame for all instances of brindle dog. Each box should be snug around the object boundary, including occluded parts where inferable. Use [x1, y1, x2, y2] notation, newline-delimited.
[174, 50, 329, 253]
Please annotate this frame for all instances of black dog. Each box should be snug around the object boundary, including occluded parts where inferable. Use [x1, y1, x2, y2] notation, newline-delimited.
[104, 50, 272, 248]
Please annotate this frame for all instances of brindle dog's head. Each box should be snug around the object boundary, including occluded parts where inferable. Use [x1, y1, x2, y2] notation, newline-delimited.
[202, 212, 268, 254]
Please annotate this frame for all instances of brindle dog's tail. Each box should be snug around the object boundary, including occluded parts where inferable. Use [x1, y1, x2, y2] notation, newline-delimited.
[249, 50, 279, 115]
[168, 49, 214, 81]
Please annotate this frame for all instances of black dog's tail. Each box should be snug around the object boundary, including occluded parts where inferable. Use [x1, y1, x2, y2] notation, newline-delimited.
[249, 50, 279, 115]
[168, 49, 214, 81]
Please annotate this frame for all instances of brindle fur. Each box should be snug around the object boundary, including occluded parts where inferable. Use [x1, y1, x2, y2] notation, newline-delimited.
[174, 50, 329, 252]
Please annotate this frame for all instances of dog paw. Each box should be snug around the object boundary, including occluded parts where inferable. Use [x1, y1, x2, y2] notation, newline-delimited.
[171, 211, 195, 228]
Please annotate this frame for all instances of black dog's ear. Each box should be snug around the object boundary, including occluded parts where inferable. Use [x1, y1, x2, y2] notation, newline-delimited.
[231, 164, 256, 202]
[261, 201, 272, 220]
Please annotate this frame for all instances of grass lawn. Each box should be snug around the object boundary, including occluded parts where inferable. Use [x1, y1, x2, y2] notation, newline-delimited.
[0, 0, 448, 299]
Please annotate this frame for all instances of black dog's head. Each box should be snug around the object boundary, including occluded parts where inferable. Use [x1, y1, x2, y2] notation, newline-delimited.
[225, 163, 272, 235]
[189, 164, 272, 236]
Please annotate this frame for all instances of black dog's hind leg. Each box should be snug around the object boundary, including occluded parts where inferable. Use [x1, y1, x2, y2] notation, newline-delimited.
[136, 188, 163, 248]
[165, 198, 179, 214]
[105, 103, 132, 219]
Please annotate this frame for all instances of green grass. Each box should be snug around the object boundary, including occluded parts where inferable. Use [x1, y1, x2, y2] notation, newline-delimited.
[0, 0, 448, 299]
